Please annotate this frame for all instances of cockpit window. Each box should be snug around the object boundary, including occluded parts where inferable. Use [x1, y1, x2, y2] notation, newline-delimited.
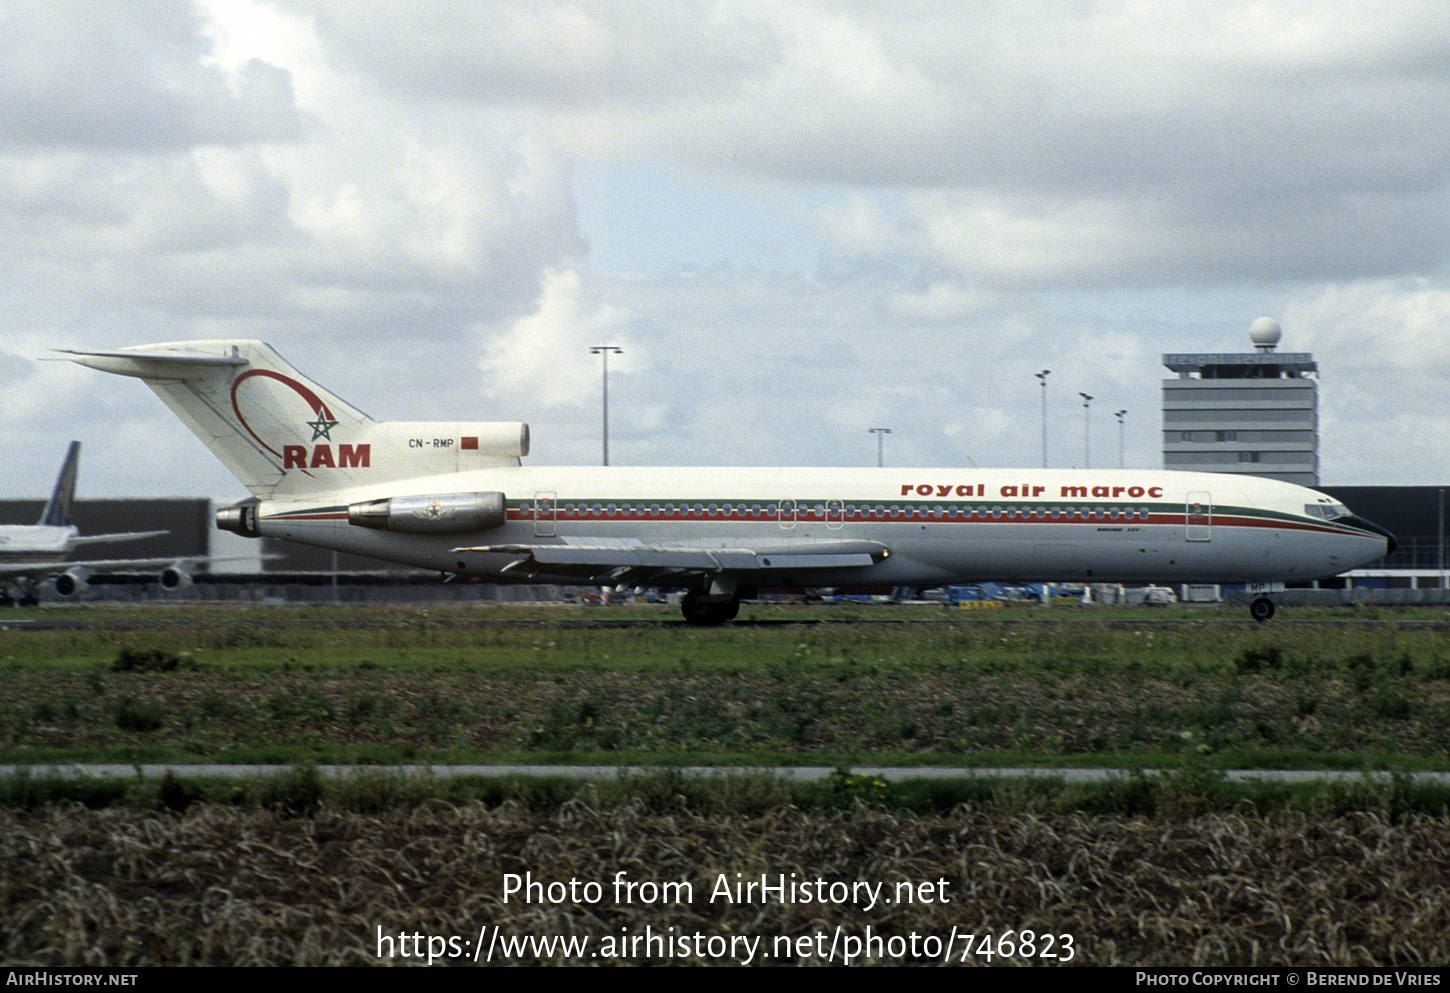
[1305, 502, 1350, 521]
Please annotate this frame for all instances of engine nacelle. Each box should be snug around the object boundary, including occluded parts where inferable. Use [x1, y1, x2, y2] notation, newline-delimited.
[347, 491, 508, 535]
[53, 569, 89, 597]
[160, 564, 193, 590]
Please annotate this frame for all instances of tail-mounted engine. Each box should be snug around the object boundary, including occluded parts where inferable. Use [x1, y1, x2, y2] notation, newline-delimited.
[348, 491, 508, 534]
[216, 501, 261, 537]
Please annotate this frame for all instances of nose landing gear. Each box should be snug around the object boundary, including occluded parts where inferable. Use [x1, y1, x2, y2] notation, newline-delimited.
[1249, 597, 1276, 622]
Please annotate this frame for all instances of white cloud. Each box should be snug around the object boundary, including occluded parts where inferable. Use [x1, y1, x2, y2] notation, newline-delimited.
[817, 195, 909, 257]
[887, 283, 1001, 322]
[0, 0, 305, 150]
[3, 1, 1450, 494]
[1277, 278, 1450, 483]
[480, 267, 633, 408]
[1289, 279, 1450, 377]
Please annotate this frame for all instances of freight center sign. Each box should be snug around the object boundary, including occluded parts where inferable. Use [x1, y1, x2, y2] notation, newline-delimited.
[1163, 353, 1316, 374]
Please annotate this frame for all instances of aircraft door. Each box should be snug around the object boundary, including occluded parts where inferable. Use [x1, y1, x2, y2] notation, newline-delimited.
[534, 491, 557, 537]
[826, 498, 844, 530]
[1186, 491, 1211, 542]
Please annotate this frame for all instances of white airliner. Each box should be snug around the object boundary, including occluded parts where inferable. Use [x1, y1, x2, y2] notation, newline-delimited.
[63, 340, 1395, 623]
[0, 441, 196, 605]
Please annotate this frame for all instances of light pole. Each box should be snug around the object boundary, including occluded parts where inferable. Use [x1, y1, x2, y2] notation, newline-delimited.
[590, 345, 622, 466]
[869, 427, 891, 467]
[1035, 370, 1050, 467]
[1079, 393, 1093, 469]
[1115, 409, 1127, 469]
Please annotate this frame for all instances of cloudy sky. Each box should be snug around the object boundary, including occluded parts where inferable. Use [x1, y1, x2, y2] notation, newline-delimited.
[4, 0, 1449, 502]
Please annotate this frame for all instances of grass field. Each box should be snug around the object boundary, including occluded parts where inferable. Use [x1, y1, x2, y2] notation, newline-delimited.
[4, 600, 1449, 966]
[3, 601, 1449, 768]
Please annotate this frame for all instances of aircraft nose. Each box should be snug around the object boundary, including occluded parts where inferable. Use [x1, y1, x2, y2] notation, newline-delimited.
[1342, 515, 1396, 557]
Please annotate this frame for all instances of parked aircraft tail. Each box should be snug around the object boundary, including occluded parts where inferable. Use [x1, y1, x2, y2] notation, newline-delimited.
[60, 341, 529, 499]
[39, 441, 81, 527]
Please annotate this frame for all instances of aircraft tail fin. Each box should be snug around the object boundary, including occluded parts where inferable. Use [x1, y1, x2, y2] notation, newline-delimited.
[39, 441, 81, 527]
[62, 341, 529, 499]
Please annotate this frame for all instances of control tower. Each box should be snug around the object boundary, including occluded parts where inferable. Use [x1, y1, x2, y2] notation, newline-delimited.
[1162, 318, 1318, 485]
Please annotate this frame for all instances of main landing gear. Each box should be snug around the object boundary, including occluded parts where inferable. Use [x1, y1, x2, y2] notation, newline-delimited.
[1249, 597, 1276, 622]
[0, 586, 39, 608]
[680, 591, 740, 626]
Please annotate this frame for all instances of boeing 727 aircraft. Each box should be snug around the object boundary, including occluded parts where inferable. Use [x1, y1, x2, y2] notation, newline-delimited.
[63, 341, 1395, 623]
[0, 441, 193, 605]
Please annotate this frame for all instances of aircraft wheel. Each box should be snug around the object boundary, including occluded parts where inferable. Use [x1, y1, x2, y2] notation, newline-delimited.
[681, 592, 736, 625]
[1249, 597, 1276, 622]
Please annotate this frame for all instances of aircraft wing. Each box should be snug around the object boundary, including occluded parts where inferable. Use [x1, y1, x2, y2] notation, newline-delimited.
[0, 556, 193, 581]
[69, 531, 169, 547]
[455, 538, 890, 586]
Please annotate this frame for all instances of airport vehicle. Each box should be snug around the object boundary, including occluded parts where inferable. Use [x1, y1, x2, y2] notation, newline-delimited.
[64, 341, 1395, 623]
[0, 441, 193, 605]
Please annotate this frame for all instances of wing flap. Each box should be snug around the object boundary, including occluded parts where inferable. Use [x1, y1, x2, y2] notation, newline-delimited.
[456, 539, 888, 579]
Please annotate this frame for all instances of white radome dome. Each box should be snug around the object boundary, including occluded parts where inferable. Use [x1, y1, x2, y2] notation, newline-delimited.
[1248, 316, 1282, 349]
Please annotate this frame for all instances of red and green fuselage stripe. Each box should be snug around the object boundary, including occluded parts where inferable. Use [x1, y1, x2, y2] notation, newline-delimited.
[259, 497, 1369, 539]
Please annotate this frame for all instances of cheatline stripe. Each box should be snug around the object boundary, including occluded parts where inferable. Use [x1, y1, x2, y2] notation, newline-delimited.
[258, 498, 1372, 539]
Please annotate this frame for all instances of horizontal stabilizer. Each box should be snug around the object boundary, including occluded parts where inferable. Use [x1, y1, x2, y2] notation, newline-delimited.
[57, 347, 249, 377]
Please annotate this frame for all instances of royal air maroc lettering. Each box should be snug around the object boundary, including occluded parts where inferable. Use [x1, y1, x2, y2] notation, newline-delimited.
[901, 484, 988, 497]
[1060, 485, 1163, 499]
[283, 444, 371, 469]
[902, 482, 1165, 499]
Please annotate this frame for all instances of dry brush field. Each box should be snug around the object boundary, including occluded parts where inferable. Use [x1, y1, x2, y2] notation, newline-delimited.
[4, 799, 1449, 966]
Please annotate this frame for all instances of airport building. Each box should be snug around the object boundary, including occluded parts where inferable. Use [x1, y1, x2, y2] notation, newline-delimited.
[1162, 318, 1319, 485]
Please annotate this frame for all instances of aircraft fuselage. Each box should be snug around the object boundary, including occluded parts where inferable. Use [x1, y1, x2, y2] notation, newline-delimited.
[250, 465, 1391, 590]
[0, 525, 79, 565]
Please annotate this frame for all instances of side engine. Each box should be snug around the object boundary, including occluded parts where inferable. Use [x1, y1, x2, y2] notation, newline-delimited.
[347, 491, 508, 534]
